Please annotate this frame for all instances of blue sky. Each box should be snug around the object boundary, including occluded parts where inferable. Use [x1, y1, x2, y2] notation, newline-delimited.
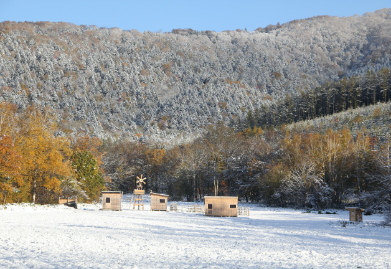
[0, 0, 389, 32]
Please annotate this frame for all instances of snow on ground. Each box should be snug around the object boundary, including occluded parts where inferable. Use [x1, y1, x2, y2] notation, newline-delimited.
[0, 195, 390, 269]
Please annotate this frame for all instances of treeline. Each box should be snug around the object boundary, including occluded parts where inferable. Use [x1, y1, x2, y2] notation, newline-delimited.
[238, 68, 391, 130]
[103, 123, 391, 210]
[2, 101, 390, 210]
[0, 103, 106, 204]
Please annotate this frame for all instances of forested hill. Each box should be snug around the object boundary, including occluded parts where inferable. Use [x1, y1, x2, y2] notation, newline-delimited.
[0, 8, 391, 142]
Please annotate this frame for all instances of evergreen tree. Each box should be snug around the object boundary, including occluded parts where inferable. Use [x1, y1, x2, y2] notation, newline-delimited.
[71, 151, 106, 202]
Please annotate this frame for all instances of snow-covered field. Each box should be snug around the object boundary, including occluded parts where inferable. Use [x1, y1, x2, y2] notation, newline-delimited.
[1, 195, 390, 269]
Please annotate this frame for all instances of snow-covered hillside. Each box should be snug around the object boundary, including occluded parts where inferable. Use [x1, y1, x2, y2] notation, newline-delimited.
[1, 8, 391, 141]
[1, 197, 390, 268]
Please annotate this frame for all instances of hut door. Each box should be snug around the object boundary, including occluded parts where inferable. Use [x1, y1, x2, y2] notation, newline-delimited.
[350, 210, 355, 221]
[208, 204, 212, 215]
[106, 197, 111, 209]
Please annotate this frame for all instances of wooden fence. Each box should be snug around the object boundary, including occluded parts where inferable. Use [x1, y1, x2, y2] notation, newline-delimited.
[170, 203, 249, 216]
[238, 207, 250, 216]
[169, 203, 204, 213]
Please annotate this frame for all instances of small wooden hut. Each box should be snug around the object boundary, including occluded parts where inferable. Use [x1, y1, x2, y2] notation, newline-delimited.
[58, 197, 77, 208]
[101, 191, 122, 211]
[204, 196, 238, 217]
[346, 207, 365, 222]
[150, 192, 169, 211]
[58, 197, 77, 205]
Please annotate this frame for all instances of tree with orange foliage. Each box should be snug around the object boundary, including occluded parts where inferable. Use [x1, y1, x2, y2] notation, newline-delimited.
[242, 126, 263, 137]
[17, 106, 73, 204]
[0, 135, 23, 204]
[71, 134, 103, 166]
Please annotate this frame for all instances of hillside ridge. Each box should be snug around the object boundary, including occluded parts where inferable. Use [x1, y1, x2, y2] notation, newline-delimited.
[0, 8, 390, 141]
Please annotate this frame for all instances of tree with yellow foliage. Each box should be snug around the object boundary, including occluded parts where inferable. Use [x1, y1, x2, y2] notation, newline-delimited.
[243, 126, 263, 137]
[0, 135, 23, 204]
[17, 106, 73, 204]
[71, 134, 104, 167]
[0, 103, 23, 203]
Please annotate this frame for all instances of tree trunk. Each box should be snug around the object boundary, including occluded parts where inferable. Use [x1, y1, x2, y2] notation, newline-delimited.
[32, 180, 36, 204]
[193, 173, 196, 202]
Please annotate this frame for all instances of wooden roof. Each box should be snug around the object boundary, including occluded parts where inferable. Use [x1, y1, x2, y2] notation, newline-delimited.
[345, 207, 365, 211]
[204, 196, 238, 199]
[150, 192, 169, 197]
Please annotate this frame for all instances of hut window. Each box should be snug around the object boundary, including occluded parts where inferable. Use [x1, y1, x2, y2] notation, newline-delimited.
[230, 205, 236, 208]
[160, 199, 165, 203]
[106, 197, 111, 203]
[208, 204, 212, 209]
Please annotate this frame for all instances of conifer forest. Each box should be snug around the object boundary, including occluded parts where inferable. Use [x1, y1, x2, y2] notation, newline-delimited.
[1, 8, 391, 212]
